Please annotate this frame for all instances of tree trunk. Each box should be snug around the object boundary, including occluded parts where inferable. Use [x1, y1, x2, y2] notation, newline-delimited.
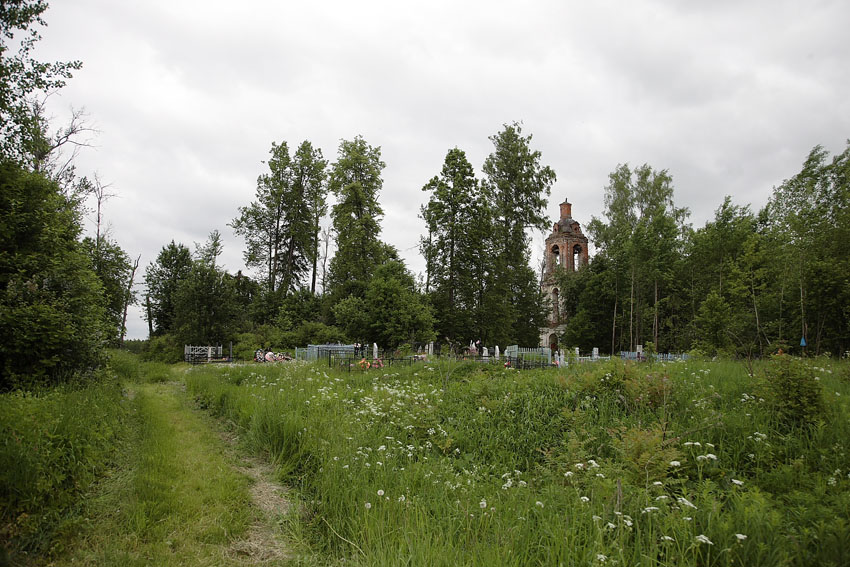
[310, 212, 320, 294]
[799, 258, 806, 352]
[120, 254, 141, 346]
[653, 278, 659, 349]
[611, 295, 617, 356]
[629, 266, 635, 351]
[320, 228, 331, 295]
[146, 295, 154, 338]
[750, 276, 767, 353]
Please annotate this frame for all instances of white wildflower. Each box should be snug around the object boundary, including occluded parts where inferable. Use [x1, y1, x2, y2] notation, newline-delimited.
[677, 496, 698, 509]
[669, 460, 681, 467]
[695, 534, 713, 545]
[364, 502, 371, 510]
[731, 479, 744, 486]
[735, 533, 747, 541]
[377, 489, 384, 496]
[479, 499, 487, 509]
[580, 496, 590, 503]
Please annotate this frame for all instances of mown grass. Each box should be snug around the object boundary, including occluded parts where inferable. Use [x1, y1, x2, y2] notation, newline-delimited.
[52, 382, 256, 566]
[186, 355, 850, 566]
[1, 352, 269, 566]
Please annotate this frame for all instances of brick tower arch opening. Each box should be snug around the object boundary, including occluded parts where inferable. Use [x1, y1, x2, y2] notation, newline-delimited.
[573, 244, 583, 270]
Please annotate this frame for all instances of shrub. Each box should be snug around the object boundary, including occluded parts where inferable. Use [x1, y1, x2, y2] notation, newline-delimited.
[762, 355, 824, 427]
[142, 334, 183, 363]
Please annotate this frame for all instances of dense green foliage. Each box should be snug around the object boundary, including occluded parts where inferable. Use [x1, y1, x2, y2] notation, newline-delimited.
[83, 235, 135, 345]
[0, 373, 127, 558]
[231, 140, 327, 298]
[481, 123, 552, 346]
[326, 135, 391, 301]
[172, 257, 241, 346]
[561, 145, 850, 357]
[420, 124, 552, 349]
[420, 148, 490, 346]
[143, 241, 193, 336]
[0, 161, 108, 388]
[186, 356, 850, 566]
[0, 1, 134, 387]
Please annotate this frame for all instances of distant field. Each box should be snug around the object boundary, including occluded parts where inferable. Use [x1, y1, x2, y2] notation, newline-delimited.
[186, 356, 850, 566]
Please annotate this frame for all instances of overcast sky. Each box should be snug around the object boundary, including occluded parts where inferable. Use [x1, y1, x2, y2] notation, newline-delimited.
[37, 0, 850, 340]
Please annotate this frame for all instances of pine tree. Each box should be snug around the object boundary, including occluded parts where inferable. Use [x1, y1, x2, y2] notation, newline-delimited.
[232, 140, 323, 296]
[144, 241, 193, 336]
[326, 136, 387, 300]
[481, 123, 554, 345]
[420, 148, 482, 344]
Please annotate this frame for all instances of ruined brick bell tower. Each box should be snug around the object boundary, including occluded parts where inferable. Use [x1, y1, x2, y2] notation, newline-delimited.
[540, 198, 589, 348]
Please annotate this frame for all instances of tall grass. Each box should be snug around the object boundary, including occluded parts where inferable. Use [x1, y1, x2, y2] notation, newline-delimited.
[108, 349, 174, 383]
[186, 355, 850, 566]
[0, 373, 128, 561]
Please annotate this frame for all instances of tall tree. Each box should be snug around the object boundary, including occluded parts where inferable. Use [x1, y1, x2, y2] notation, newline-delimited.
[0, 0, 81, 166]
[194, 229, 223, 268]
[0, 161, 106, 388]
[764, 143, 850, 355]
[144, 241, 193, 336]
[290, 141, 329, 294]
[420, 148, 482, 343]
[586, 164, 688, 352]
[172, 234, 241, 346]
[232, 141, 293, 294]
[232, 140, 323, 297]
[326, 136, 387, 300]
[481, 122, 554, 345]
[333, 260, 434, 349]
[683, 198, 763, 355]
[83, 235, 133, 345]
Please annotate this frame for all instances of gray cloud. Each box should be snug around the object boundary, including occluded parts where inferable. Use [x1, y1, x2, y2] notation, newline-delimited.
[36, 0, 850, 340]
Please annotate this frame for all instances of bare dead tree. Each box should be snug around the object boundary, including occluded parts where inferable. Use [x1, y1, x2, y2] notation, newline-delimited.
[87, 173, 116, 246]
[319, 226, 333, 295]
[120, 254, 141, 347]
[31, 103, 97, 183]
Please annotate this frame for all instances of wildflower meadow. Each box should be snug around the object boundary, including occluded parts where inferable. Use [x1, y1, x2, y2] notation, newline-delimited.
[185, 355, 850, 566]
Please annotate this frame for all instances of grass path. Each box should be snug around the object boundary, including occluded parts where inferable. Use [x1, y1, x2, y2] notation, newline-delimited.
[49, 381, 298, 566]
